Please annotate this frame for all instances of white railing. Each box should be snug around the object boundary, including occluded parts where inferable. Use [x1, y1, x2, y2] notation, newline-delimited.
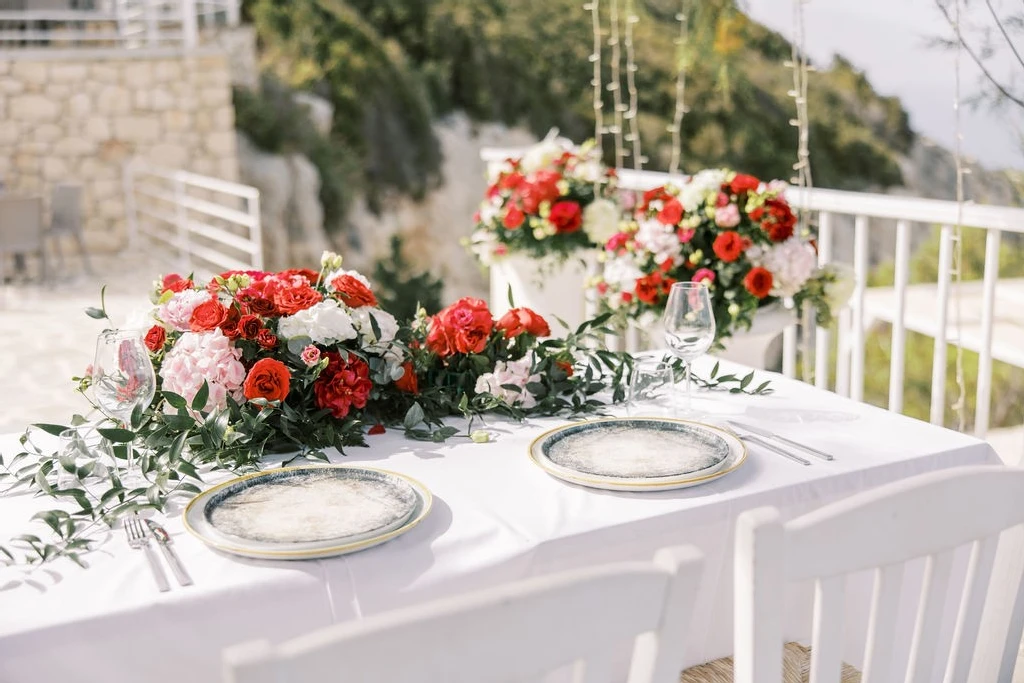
[481, 148, 1024, 442]
[124, 159, 262, 278]
[0, 0, 239, 51]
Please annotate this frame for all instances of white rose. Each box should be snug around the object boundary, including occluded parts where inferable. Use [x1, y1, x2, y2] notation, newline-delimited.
[520, 132, 573, 173]
[582, 198, 622, 246]
[277, 300, 357, 345]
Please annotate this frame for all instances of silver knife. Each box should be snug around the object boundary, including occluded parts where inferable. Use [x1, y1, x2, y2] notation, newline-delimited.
[145, 520, 193, 587]
[726, 425, 812, 466]
[727, 420, 834, 461]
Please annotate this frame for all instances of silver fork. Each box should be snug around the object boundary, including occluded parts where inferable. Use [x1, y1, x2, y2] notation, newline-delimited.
[125, 515, 170, 592]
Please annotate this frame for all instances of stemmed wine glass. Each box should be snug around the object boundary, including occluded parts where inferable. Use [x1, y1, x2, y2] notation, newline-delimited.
[663, 282, 716, 416]
[92, 330, 156, 473]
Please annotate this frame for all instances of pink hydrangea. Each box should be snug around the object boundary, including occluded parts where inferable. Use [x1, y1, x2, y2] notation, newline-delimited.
[714, 204, 741, 228]
[159, 328, 245, 412]
[158, 290, 212, 332]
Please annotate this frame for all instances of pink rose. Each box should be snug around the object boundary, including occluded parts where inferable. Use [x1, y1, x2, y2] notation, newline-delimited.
[714, 204, 741, 228]
[692, 268, 716, 285]
[301, 345, 321, 367]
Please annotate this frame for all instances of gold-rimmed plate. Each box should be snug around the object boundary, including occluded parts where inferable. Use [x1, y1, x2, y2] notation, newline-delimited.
[183, 465, 432, 560]
[529, 417, 747, 491]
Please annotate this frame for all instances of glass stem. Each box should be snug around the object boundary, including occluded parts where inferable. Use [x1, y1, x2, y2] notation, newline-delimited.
[684, 361, 692, 414]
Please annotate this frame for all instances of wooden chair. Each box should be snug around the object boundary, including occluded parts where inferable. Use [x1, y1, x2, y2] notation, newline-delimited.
[0, 196, 46, 285]
[49, 183, 93, 276]
[732, 465, 1024, 683]
[223, 545, 704, 683]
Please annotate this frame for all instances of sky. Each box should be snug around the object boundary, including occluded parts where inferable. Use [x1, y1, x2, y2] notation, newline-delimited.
[742, 0, 1024, 171]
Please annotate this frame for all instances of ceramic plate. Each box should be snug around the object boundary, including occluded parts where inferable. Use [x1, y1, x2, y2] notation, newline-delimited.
[183, 465, 432, 560]
[530, 418, 747, 491]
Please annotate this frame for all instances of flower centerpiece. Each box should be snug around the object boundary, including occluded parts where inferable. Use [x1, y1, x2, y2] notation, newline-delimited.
[590, 169, 843, 345]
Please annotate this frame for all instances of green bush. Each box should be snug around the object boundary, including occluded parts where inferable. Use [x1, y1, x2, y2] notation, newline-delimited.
[371, 235, 445, 322]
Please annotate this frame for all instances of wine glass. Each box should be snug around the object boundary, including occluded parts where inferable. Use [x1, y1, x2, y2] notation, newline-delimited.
[662, 282, 716, 416]
[92, 330, 156, 473]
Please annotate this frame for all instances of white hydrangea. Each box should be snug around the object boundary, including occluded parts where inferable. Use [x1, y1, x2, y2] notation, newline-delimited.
[350, 306, 399, 346]
[680, 169, 728, 212]
[582, 198, 622, 246]
[747, 238, 818, 297]
[602, 254, 645, 289]
[634, 218, 682, 265]
[277, 299, 357, 345]
[157, 289, 212, 332]
[474, 358, 542, 409]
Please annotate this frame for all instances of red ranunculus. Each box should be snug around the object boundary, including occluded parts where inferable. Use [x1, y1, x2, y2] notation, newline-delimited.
[237, 314, 263, 340]
[427, 297, 495, 357]
[712, 231, 745, 263]
[243, 358, 291, 403]
[635, 272, 675, 305]
[517, 170, 561, 213]
[503, 205, 525, 229]
[656, 197, 683, 226]
[190, 299, 228, 332]
[744, 267, 774, 299]
[548, 200, 583, 234]
[314, 352, 373, 418]
[331, 275, 378, 308]
[256, 329, 278, 349]
[730, 173, 760, 194]
[394, 361, 419, 394]
[496, 307, 551, 339]
[144, 325, 166, 353]
[272, 282, 322, 315]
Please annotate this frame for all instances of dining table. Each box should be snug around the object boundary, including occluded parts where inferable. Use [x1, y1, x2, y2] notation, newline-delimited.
[0, 355, 1002, 683]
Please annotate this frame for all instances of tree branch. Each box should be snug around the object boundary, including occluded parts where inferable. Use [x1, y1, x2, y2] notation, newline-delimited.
[985, 0, 1024, 71]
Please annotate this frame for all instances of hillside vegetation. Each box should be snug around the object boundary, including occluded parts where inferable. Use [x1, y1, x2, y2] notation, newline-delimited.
[240, 0, 915, 221]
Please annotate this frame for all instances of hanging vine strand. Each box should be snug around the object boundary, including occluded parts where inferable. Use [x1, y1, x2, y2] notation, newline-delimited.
[787, 0, 813, 215]
[623, 0, 644, 170]
[951, 0, 968, 430]
[668, 1, 689, 175]
[608, 0, 626, 167]
[586, 0, 604, 190]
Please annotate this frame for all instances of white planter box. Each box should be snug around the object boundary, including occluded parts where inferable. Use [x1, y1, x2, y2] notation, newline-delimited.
[488, 253, 596, 333]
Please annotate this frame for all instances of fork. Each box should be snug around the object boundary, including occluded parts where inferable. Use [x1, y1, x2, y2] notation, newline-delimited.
[125, 515, 170, 592]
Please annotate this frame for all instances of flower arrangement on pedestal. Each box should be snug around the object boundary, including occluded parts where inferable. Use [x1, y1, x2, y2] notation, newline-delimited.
[467, 133, 621, 264]
[589, 169, 846, 344]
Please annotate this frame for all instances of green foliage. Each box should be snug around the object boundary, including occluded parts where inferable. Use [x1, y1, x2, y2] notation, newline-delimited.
[370, 235, 445, 321]
[232, 75, 357, 233]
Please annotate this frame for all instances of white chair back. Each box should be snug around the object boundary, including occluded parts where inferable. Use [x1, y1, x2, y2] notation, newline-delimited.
[50, 183, 82, 235]
[223, 545, 704, 683]
[734, 465, 1024, 683]
[0, 196, 44, 253]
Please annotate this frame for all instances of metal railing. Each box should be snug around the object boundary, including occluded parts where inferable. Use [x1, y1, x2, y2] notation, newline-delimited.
[481, 148, 1024, 442]
[0, 0, 239, 50]
[124, 159, 262, 279]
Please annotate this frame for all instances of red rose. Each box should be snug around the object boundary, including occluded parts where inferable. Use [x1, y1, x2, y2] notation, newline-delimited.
[748, 206, 765, 221]
[220, 306, 241, 339]
[273, 282, 322, 315]
[368, 423, 386, 435]
[548, 200, 583, 234]
[331, 274, 378, 308]
[640, 186, 672, 213]
[162, 274, 194, 294]
[243, 358, 291, 403]
[730, 173, 760, 194]
[744, 267, 774, 299]
[656, 197, 683, 226]
[712, 231, 744, 263]
[427, 297, 495, 357]
[496, 307, 551, 339]
[635, 272, 675, 305]
[143, 325, 166, 353]
[237, 314, 263, 340]
[555, 360, 574, 377]
[762, 198, 796, 242]
[256, 329, 278, 349]
[517, 170, 561, 213]
[190, 299, 228, 331]
[503, 205, 525, 229]
[498, 171, 524, 191]
[394, 361, 419, 394]
[314, 352, 372, 419]
[277, 268, 320, 285]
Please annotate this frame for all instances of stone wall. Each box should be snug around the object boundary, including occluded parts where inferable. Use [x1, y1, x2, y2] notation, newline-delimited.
[0, 49, 238, 253]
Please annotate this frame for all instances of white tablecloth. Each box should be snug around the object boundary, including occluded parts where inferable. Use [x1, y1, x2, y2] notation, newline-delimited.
[0, 358, 1001, 682]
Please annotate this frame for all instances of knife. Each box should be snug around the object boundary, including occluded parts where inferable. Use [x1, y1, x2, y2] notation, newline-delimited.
[736, 431, 812, 466]
[145, 520, 193, 587]
[727, 420, 834, 461]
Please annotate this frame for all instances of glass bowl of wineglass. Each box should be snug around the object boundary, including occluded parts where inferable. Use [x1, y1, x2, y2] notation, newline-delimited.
[662, 282, 716, 416]
[92, 329, 156, 472]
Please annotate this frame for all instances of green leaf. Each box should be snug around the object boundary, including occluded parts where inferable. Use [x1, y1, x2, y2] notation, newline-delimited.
[403, 403, 426, 430]
[506, 284, 515, 308]
[167, 431, 189, 463]
[84, 307, 107, 320]
[163, 391, 188, 411]
[31, 423, 70, 437]
[740, 372, 753, 390]
[191, 381, 210, 412]
[97, 428, 135, 443]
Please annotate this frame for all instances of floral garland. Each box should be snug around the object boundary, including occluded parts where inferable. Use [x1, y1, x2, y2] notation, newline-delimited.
[467, 134, 621, 264]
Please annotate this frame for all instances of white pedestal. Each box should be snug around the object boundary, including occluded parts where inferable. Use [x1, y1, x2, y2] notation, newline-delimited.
[489, 253, 596, 333]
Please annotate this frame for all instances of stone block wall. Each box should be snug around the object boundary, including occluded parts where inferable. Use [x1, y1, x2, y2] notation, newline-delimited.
[0, 50, 239, 253]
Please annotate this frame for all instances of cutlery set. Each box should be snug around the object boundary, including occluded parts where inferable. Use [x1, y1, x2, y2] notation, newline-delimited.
[723, 420, 834, 466]
[124, 513, 192, 592]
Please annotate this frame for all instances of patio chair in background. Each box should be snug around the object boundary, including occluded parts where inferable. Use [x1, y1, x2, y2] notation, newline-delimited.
[49, 183, 93, 276]
[0, 196, 46, 285]
[223, 545, 704, 683]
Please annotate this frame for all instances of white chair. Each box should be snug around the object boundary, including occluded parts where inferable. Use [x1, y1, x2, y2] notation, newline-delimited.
[223, 545, 704, 683]
[49, 183, 92, 276]
[0, 195, 46, 285]
[733, 465, 1024, 683]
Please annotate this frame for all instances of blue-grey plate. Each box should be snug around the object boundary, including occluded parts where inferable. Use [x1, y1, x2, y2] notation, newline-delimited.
[183, 465, 432, 560]
[530, 418, 747, 491]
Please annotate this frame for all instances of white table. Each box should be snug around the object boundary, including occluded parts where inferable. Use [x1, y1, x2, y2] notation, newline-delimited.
[0, 358, 1001, 682]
